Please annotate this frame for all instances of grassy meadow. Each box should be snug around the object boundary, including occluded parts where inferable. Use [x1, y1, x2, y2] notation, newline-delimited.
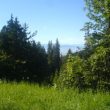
[0, 82, 110, 110]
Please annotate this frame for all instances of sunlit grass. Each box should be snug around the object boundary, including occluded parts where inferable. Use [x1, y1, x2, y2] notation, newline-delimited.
[0, 81, 110, 110]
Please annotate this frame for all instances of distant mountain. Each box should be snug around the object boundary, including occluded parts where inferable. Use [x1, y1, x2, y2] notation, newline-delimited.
[43, 44, 84, 55]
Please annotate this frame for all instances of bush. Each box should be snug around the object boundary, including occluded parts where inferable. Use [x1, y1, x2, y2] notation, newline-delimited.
[54, 55, 85, 90]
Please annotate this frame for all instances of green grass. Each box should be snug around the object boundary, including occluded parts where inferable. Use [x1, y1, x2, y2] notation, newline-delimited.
[0, 82, 110, 110]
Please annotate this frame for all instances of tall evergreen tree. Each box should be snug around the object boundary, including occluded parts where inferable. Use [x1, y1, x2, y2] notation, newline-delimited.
[0, 16, 49, 83]
[53, 38, 61, 72]
[47, 39, 61, 80]
[47, 40, 53, 74]
[0, 15, 30, 81]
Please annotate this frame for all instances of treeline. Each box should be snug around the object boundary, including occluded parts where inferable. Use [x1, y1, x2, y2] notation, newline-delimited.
[54, 0, 110, 90]
[1, 0, 110, 91]
[0, 16, 61, 84]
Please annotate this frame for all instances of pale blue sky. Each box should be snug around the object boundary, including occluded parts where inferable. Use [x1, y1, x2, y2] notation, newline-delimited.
[0, 0, 88, 44]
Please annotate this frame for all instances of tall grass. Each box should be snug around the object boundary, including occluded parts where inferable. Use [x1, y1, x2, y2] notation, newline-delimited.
[0, 81, 110, 110]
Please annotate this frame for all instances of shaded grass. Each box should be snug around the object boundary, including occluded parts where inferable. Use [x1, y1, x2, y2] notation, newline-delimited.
[0, 81, 110, 110]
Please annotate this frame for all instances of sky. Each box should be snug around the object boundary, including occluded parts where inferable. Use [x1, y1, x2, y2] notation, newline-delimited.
[0, 0, 88, 45]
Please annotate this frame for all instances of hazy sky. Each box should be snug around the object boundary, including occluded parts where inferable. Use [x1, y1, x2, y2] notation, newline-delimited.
[0, 0, 88, 44]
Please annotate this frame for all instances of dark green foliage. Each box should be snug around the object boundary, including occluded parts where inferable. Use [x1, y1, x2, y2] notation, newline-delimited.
[26, 41, 49, 83]
[1, 0, 110, 91]
[0, 15, 62, 84]
[52, 39, 61, 72]
[47, 40, 53, 74]
[47, 39, 61, 82]
[0, 16, 49, 83]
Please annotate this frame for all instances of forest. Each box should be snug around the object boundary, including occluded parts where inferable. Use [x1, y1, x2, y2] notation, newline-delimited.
[1, 0, 110, 109]
[0, 0, 110, 91]
[0, 0, 110, 90]
[0, 15, 61, 84]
